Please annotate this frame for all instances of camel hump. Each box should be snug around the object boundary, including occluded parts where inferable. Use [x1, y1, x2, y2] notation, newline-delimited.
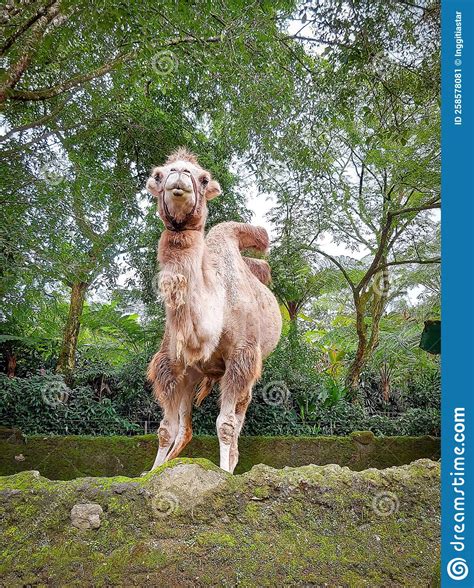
[242, 257, 272, 285]
[207, 221, 269, 253]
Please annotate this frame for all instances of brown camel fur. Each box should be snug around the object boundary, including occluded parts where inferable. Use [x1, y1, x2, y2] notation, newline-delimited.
[146, 148, 282, 473]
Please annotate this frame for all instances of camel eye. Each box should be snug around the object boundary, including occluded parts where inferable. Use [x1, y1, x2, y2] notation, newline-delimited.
[201, 176, 209, 186]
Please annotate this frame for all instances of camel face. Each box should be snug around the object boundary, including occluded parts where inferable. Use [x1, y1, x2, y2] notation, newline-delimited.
[163, 164, 199, 220]
[146, 155, 221, 230]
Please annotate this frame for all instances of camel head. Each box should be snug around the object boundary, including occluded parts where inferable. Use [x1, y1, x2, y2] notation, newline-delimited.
[146, 148, 221, 231]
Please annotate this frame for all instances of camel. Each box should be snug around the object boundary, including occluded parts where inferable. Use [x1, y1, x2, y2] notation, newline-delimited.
[146, 148, 282, 473]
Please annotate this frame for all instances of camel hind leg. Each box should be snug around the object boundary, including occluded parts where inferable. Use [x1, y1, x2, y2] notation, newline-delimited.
[217, 343, 261, 473]
[229, 392, 252, 473]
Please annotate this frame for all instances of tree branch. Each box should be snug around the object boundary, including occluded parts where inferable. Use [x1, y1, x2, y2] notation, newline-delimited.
[0, 0, 58, 57]
[0, 1, 61, 100]
[1, 34, 222, 103]
[390, 199, 441, 217]
[1, 50, 133, 103]
[312, 249, 356, 292]
[0, 94, 73, 142]
[376, 257, 441, 271]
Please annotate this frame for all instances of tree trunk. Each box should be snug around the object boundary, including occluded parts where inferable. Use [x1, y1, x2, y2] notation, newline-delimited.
[346, 267, 389, 394]
[56, 281, 89, 376]
[346, 310, 367, 393]
[287, 301, 299, 322]
[6, 349, 17, 378]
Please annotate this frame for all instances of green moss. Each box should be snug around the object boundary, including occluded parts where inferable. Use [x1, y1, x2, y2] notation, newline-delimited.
[0, 434, 440, 480]
[244, 502, 261, 521]
[196, 531, 237, 547]
[430, 562, 441, 587]
[0, 443, 440, 583]
[350, 430, 376, 444]
[252, 485, 270, 499]
[0, 460, 439, 588]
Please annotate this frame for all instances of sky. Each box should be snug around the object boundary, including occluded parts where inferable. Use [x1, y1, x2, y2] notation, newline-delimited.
[245, 186, 431, 306]
[244, 176, 369, 260]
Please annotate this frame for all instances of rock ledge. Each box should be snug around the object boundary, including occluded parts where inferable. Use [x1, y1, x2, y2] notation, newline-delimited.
[0, 458, 440, 587]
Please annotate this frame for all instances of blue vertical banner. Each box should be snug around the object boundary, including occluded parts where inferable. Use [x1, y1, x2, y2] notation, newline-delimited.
[442, 0, 474, 585]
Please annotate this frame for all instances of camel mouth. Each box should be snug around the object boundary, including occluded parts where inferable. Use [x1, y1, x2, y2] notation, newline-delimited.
[162, 187, 198, 228]
[165, 187, 195, 204]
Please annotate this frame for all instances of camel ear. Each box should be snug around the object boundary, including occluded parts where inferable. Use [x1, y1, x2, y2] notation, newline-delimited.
[205, 179, 221, 200]
[146, 167, 164, 198]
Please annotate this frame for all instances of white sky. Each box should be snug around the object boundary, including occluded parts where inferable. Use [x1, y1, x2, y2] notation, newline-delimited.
[245, 188, 427, 305]
[246, 183, 369, 259]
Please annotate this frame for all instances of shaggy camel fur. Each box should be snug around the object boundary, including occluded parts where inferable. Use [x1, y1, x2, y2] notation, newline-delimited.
[146, 148, 282, 473]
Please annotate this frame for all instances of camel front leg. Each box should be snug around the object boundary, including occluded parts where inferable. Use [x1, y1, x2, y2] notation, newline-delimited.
[147, 344, 183, 471]
[166, 370, 200, 461]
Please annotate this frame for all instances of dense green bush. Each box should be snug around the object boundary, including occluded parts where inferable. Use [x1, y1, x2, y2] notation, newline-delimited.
[398, 407, 440, 436]
[0, 373, 138, 435]
[74, 354, 161, 424]
[0, 346, 441, 437]
[400, 365, 441, 410]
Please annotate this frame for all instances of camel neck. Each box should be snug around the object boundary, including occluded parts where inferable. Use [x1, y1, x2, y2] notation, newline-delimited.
[158, 226, 207, 270]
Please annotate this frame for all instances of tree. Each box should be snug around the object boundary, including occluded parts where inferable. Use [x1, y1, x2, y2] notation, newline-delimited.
[249, 0, 440, 390]
[2, 0, 307, 374]
[1, 0, 440, 392]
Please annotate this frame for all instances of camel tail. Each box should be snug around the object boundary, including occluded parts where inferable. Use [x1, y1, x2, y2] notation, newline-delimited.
[147, 352, 161, 384]
[194, 377, 216, 407]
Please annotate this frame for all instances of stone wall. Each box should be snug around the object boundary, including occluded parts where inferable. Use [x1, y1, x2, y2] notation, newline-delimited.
[0, 429, 440, 479]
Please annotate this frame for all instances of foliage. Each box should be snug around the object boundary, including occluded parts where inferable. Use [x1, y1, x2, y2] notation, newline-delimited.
[0, 0, 440, 438]
[0, 373, 138, 435]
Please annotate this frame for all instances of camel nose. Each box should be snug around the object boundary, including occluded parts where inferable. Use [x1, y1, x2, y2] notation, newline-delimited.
[172, 188, 184, 197]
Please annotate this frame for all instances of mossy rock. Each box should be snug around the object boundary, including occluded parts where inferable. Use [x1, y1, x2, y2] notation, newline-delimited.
[0, 458, 440, 586]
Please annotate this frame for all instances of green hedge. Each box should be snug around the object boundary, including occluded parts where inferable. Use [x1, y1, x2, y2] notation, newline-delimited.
[0, 365, 440, 438]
